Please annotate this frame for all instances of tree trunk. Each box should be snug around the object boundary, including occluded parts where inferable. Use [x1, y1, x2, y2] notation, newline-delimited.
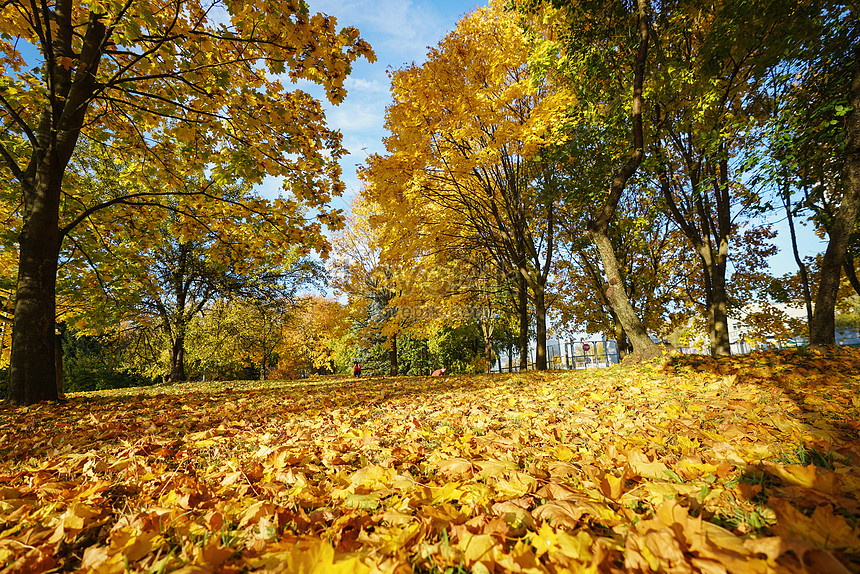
[517, 275, 529, 371]
[169, 335, 186, 383]
[389, 333, 398, 376]
[591, 230, 662, 360]
[533, 283, 548, 370]
[812, 46, 860, 345]
[785, 182, 815, 333]
[585, 0, 661, 362]
[615, 324, 630, 361]
[843, 255, 860, 298]
[706, 265, 732, 356]
[7, 183, 62, 405]
[5, 12, 108, 404]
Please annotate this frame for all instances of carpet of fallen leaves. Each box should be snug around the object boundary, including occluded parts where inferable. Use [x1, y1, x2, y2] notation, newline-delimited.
[1, 347, 859, 574]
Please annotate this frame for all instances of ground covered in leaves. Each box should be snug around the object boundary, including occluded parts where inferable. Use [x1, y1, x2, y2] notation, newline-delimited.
[1, 347, 859, 573]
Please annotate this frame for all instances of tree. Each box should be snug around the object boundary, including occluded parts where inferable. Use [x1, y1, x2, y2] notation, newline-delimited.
[555, 188, 696, 356]
[230, 297, 292, 380]
[281, 295, 351, 376]
[645, 1, 813, 355]
[527, 0, 838, 356]
[117, 238, 319, 383]
[50, 141, 327, 384]
[331, 197, 404, 376]
[361, 0, 569, 369]
[800, 8, 860, 345]
[725, 2, 858, 346]
[0, 0, 373, 404]
[518, 0, 663, 360]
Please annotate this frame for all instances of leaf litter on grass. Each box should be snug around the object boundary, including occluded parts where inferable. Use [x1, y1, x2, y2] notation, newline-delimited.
[0, 347, 858, 573]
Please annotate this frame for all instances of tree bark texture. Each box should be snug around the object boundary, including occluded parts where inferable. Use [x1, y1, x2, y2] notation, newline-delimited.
[169, 335, 187, 383]
[482, 322, 494, 374]
[586, 0, 661, 361]
[8, 203, 62, 403]
[704, 262, 731, 356]
[812, 46, 860, 345]
[533, 281, 548, 370]
[517, 274, 529, 370]
[590, 230, 661, 360]
[6, 6, 107, 404]
[389, 333, 398, 376]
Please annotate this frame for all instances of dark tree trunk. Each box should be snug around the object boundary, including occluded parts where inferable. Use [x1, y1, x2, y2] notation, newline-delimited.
[517, 274, 529, 370]
[533, 283, 548, 370]
[706, 156, 733, 357]
[169, 335, 186, 383]
[705, 262, 732, 356]
[482, 322, 494, 374]
[7, 180, 62, 404]
[843, 255, 860, 299]
[5, 10, 107, 404]
[389, 333, 398, 376]
[812, 46, 860, 345]
[615, 324, 630, 361]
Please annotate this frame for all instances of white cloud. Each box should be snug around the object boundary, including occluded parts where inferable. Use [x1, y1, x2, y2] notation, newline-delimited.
[308, 0, 469, 64]
[286, 1, 480, 204]
[344, 76, 387, 93]
[328, 104, 383, 133]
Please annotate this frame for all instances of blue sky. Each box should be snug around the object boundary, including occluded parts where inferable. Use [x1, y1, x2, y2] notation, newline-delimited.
[265, 0, 481, 212]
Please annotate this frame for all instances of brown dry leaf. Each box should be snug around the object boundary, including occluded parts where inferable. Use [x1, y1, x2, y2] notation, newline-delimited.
[0, 347, 858, 572]
[770, 498, 860, 550]
[626, 448, 672, 480]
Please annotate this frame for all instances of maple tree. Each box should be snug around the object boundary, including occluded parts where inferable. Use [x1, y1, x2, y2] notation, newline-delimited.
[752, 63, 825, 335]
[523, 0, 853, 354]
[644, 0, 812, 356]
[361, 0, 570, 370]
[225, 294, 352, 379]
[554, 188, 697, 356]
[762, 7, 860, 345]
[50, 144, 329, 384]
[808, 10, 860, 345]
[330, 197, 405, 376]
[0, 0, 374, 404]
[273, 295, 352, 376]
[225, 297, 295, 381]
[516, 0, 665, 360]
